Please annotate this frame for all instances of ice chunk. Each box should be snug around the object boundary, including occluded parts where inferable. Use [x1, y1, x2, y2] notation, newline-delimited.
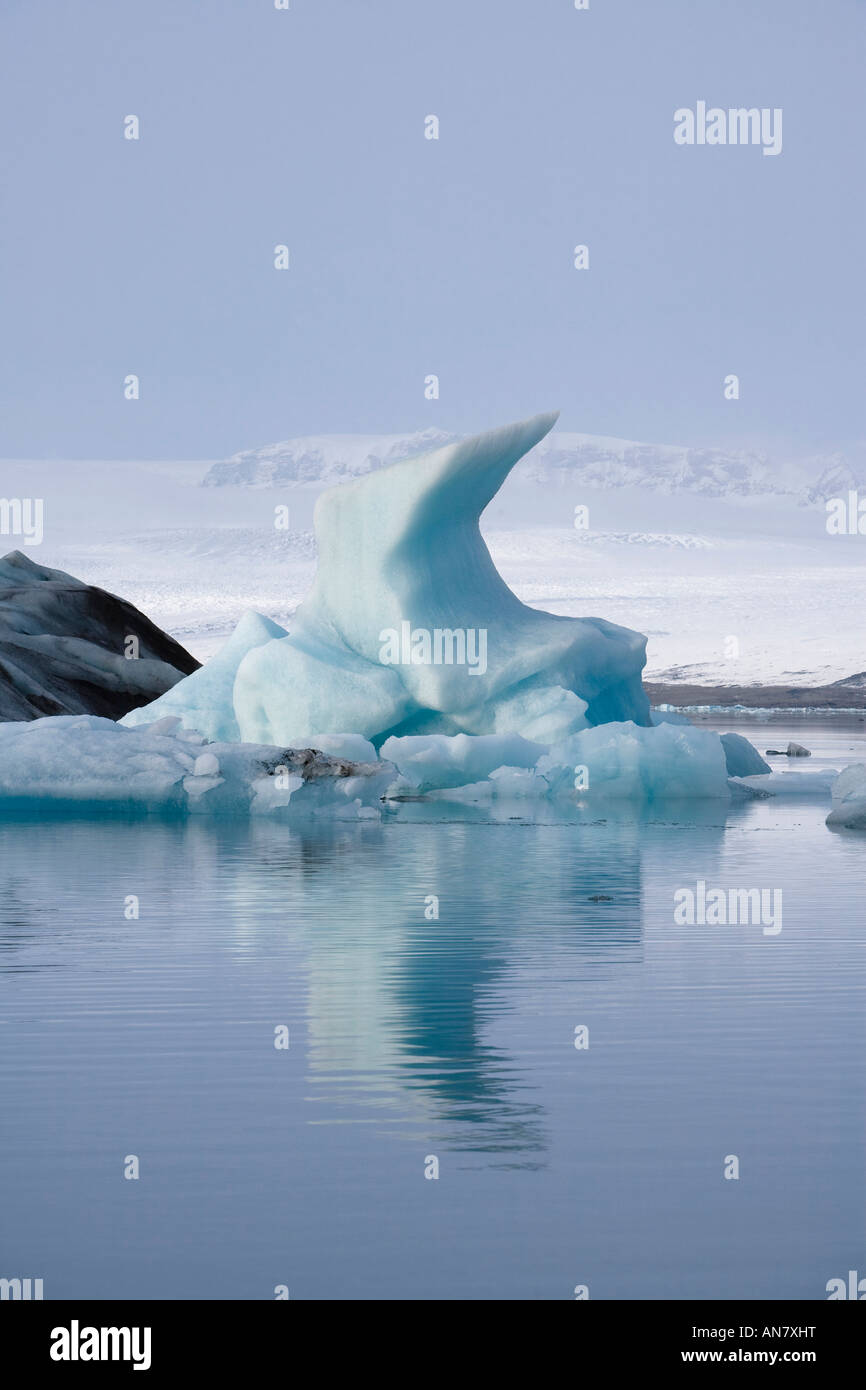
[483, 681, 589, 743]
[425, 766, 552, 801]
[230, 414, 650, 745]
[381, 731, 545, 792]
[300, 733, 379, 762]
[0, 714, 392, 816]
[382, 723, 734, 800]
[0, 715, 189, 805]
[536, 721, 730, 800]
[731, 770, 838, 798]
[193, 751, 220, 777]
[145, 715, 183, 737]
[122, 610, 287, 741]
[826, 764, 866, 829]
[720, 732, 772, 777]
[184, 772, 225, 799]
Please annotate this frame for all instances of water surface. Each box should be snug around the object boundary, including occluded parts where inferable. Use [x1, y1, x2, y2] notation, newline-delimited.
[1, 715, 864, 1300]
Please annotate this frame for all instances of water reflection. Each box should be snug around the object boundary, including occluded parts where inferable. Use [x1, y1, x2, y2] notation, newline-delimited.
[0, 802, 730, 1162]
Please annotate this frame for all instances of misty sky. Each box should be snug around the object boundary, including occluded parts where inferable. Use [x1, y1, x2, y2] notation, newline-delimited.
[1, 0, 863, 460]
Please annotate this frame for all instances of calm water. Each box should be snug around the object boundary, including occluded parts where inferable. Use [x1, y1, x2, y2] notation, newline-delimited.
[1, 715, 864, 1301]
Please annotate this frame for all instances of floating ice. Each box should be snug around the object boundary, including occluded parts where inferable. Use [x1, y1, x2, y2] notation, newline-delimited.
[122, 610, 287, 742]
[105, 412, 781, 811]
[0, 411, 785, 814]
[730, 770, 838, 798]
[226, 413, 650, 746]
[765, 741, 812, 758]
[720, 732, 772, 777]
[535, 721, 731, 800]
[826, 764, 866, 829]
[301, 733, 379, 762]
[0, 711, 775, 812]
[381, 731, 545, 793]
[0, 715, 392, 817]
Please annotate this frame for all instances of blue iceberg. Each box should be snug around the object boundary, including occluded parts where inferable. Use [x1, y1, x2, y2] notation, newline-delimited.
[230, 412, 650, 747]
[5, 411, 775, 813]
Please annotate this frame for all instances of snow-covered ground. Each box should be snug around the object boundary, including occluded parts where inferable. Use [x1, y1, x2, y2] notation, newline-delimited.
[1, 436, 863, 685]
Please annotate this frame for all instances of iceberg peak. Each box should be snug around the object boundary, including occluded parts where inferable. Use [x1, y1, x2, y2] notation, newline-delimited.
[230, 411, 651, 746]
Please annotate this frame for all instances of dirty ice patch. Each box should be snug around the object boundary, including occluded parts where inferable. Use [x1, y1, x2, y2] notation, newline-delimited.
[0, 715, 392, 818]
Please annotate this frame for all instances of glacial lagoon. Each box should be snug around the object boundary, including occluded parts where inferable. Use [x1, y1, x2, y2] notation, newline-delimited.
[1, 715, 864, 1301]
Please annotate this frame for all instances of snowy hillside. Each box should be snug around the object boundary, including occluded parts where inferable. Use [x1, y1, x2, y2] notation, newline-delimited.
[204, 429, 866, 503]
[203, 429, 459, 487]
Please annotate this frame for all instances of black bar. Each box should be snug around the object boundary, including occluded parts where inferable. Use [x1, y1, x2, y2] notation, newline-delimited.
[2, 1300, 861, 1375]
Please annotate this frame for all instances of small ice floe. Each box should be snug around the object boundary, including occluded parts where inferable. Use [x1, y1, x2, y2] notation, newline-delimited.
[729, 769, 838, 799]
[0, 714, 392, 818]
[826, 764, 866, 830]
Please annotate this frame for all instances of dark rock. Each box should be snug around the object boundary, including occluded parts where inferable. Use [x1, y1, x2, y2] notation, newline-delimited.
[0, 551, 199, 722]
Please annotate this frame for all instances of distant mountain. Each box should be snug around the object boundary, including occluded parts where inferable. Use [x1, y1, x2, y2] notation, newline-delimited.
[0, 551, 199, 721]
[831, 671, 866, 689]
[203, 429, 459, 487]
[203, 429, 866, 503]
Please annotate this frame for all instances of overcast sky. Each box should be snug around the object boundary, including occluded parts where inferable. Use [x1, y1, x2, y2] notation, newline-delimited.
[1, 0, 863, 460]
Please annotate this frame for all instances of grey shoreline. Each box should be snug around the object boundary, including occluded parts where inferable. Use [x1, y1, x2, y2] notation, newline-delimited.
[644, 682, 866, 711]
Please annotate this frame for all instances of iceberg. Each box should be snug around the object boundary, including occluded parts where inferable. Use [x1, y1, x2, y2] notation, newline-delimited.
[826, 764, 866, 829]
[0, 413, 780, 815]
[101, 410, 778, 812]
[719, 732, 772, 777]
[382, 724, 734, 801]
[381, 731, 545, 794]
[0, 715, 393, 817]
[122, 610, 287, 742]
[227, 412, 651, 746]
[730, 769, 838, 798]
[536, 721, 731, 800]
[0, 712, 763, 812]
